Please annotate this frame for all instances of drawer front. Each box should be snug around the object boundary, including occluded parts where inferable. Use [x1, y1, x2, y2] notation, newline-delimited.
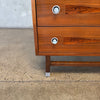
[37, 0, 100, 26]
[38, 27, 100, 56]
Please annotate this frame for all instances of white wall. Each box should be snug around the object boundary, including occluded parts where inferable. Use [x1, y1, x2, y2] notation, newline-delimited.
[0, 0, 33, 28]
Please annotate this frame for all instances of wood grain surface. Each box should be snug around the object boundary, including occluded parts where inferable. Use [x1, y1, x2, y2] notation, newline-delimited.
[38, 27, 100, 56]
[37, 0, 100, 26]
[65, 5, 100, 14]
[37, 0, 100, 4]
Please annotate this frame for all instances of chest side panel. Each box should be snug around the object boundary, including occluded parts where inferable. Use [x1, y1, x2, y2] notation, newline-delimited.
[32, 0, 39, 55]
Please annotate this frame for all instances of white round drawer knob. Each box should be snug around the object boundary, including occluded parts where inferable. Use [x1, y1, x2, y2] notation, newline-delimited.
[52, 5, 60, 14]
[51, 37, 58, 44]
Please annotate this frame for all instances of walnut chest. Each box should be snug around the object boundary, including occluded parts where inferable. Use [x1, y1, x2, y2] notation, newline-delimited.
[31, 0, 100, 76]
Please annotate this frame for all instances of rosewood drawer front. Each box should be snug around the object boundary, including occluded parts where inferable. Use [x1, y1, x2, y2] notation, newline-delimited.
[37, 0, 100, 26]
[38, 27, 100, 56]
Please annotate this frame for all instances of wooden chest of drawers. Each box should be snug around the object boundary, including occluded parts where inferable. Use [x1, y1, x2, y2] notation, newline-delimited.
[32, 0, 100, 76]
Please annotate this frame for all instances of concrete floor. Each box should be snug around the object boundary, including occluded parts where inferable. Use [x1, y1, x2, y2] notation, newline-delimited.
[0, 29, 100, 100]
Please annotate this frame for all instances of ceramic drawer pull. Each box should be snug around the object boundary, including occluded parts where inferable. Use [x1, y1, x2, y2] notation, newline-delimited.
[51, 37, 58, 44]
[52, 5, 60, 14]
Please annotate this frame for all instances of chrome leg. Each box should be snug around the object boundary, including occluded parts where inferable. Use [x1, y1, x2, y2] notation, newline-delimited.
[45, 72, 50, 77]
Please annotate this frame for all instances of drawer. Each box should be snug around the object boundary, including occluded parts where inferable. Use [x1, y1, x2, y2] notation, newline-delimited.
[37, 0, 100, 26]
[38, 27, 100, 56]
